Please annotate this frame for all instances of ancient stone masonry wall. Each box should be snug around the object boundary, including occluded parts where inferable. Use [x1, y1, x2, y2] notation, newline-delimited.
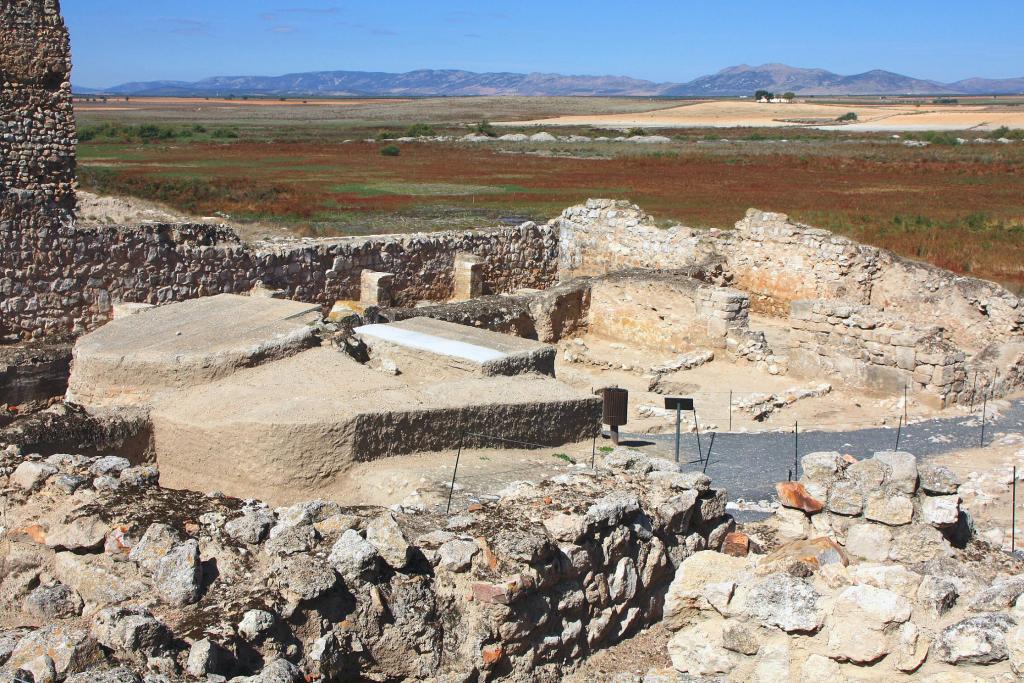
[555, 200, 1022, 353]
[1, 220, 559, 339]
[0, 0, 76, 217]
[788, 300, 968, 407]
[0, 444, 732, 682]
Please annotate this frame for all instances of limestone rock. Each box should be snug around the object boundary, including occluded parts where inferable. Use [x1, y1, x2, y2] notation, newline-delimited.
[827, 585, 912, 663]
[917, 574, 959, 616]
[750, 637, 790, 683]
[864, 491, 914, 525]
[801, 451, 844, 483]
[895, 621, 929, 672]
[235, 658, 302, 682]
[826, 480, 864, 516]
[328, 529, 380, 581]
[436, 539, 478, 573]
[969, 575, 1024, 612]
[736, 573, 823, 633]
[8, 625, 102, 679]
[934, 613, 1016, 664]
[89, 455, 131, 476]
[239, 609, 275, 642]
[44, 515, 108, 551]
[844, 522, 892, 561]
[128, 523, 181, 571]
[264, 523, 317, 556]
[799, 653, 844, 683]
[52, 552, 146, 608]
[365, 511, 411, 569]
[664, 551, 751, 630]
[543, 513, 585, 543]
[65, 668, 140, 683]
[90, 606, 170, 662]
[22, 582, 83, 619]
[226, 506, 275, 544]
[848, 563, 922, 598]
[186, 638, 228, 678]
[922, 494, 960, 528]
[873, 450, 918, 494]
[1007, 624, 1024, 674]
[889, 523, 953, 563]
[11, 461, 57, 490]
[776, 481, 823, 514]
[756, 536, 847, 576]
[667, 621, 735, 676]
[276, 555, 336, 602]
[721, 620, 760, 655]
[775, 507, 811, 540]
[153, 538, 202, 606]
[920, 462, 960, 494]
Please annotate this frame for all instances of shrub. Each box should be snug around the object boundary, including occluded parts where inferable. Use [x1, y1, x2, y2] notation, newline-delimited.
[836, 112, 858, 122]
[380, 145, 401, 156]
[211, 128, 239, 139]
[626, 127, 649, 137]
[474, 120, 497, 137]
[405, 123, 436, 138]
[916, 131, 960, 146]
[376, 130, 398, 141]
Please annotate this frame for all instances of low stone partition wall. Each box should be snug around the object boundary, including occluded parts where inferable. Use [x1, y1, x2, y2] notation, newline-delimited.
[788, 300, 967, 407]
[0, 444, 731, 681]
[1, 220, 558, 340]
[555, 200, 1022, 353]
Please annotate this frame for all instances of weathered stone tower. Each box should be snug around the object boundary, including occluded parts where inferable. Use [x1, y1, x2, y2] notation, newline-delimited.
[0, 0, 76, 219]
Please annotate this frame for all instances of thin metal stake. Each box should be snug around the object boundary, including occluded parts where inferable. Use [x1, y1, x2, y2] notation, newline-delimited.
[788, 468, 792, 482]
[1013, 465, 1018, 554]
[693, 409, 704, 464]
[591, 434, 597, 469]
[980, 392, 988, 448]
[728, 390, 733, 432]
[446, 430, 465, 515]
[904, 384, 908, 423]
[794, 421, 799, 478]
[702, 432, 716, 474]
[970, 371, 979, 413]
[895, 414, 903, 451]
[673, 408, 682, 463]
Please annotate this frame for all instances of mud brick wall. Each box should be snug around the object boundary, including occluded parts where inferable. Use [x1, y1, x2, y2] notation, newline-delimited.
[1, 220, 559, 339]
[788, 300, 968, 407]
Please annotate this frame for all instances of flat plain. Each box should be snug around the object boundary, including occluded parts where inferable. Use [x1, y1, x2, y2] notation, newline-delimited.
[75, 96, 1024, 292]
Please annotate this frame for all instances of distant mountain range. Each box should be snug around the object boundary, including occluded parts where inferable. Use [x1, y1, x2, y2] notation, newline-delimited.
[81, 63, 1024, 97]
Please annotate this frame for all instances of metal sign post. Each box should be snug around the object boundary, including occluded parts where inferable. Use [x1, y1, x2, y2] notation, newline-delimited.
[665, 397, 695, 463]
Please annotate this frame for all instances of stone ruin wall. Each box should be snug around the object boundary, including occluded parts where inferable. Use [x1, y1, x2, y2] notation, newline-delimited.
[0, 0, 76, 220]
[788, 300, 968, 408]
[1, 220, 559, 340]
[555, 199, 1022, 354]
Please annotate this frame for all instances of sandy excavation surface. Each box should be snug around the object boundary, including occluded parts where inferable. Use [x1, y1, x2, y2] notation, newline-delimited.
[505, 99, 1024, 131]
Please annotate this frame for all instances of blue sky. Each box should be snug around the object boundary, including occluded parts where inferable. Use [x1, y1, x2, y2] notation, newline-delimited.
[66, 1, 1024, 88]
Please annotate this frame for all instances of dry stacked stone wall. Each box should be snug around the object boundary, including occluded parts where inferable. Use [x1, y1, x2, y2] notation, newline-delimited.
[555, 199, 1022, 353]
[1, 220, 559, 340]
[789, 300, 967, 407]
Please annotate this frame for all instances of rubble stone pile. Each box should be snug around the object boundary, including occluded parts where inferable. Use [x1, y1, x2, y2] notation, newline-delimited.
[0, 444, 731, 682]
[658, 449, 1024, 681]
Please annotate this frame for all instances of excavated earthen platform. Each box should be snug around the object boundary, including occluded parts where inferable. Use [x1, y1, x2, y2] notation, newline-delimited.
[355, 316, 556, 376]
[66, 294, 321, 409]
[150, 347, 600, 504]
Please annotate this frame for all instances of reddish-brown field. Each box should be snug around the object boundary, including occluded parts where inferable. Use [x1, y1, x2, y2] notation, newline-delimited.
[79, 134, 1024, 291]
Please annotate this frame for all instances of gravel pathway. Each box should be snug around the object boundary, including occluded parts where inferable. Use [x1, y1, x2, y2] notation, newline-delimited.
[618, 398, 1024, 505]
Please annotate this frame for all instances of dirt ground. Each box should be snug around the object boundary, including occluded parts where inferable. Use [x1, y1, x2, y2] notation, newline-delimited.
[507, 99, 1024, 131]
[563, 621, 673, 682]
